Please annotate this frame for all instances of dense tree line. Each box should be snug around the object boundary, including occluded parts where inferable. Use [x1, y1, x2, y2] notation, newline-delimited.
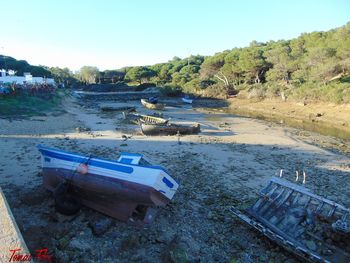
[0, 55, 52, 77]
[122, 22, 350, 103]
[1, 22, 349, 102]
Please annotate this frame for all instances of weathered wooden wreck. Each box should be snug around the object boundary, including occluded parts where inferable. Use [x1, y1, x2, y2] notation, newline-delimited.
[232, 176, 350, 262]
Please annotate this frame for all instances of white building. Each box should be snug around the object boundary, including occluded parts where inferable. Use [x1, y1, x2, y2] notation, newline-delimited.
[0, 70, 55, 85]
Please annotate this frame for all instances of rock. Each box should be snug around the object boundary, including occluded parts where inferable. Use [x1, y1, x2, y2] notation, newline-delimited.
[156, 230, 174, 244]
[305, 240, 317, 251]
[48, 209, 79, 223]
[20, 190, 46, 206]
[75, 127, 91, 133]
[129, 248, 147, 261]
[89, 217, 113, 236]
[164, 246, 188, 263]
[54, 249, 70, 263]
[68, 238, 91, 252]
[120, 233, 140, 251]
[58, 235, 72, 250]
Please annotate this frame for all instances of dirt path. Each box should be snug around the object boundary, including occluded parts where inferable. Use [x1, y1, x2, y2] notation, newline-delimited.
[0, 96, 349, 262]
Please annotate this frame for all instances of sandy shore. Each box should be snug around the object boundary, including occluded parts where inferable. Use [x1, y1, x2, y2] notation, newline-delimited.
[228, 98, 350, 142]
[0, 95, 349, 262]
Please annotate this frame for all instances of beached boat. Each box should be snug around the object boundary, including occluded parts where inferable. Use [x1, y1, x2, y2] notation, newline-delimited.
[37, 145, 178, 223]
[182, 97, 193, 104]
[232, 176, 350, 262]
[141, 98, 165, 110]
[100, 105, 136, 112]
[122, 112, 169, 125]
[140, 123, 200, 136]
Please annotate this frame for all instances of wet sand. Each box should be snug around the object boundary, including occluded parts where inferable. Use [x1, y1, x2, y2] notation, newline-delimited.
[0, 95, 349, 262]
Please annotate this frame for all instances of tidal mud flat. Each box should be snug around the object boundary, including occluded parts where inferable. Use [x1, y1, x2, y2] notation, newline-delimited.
[0, 95, 349, 262]
[228, 98, 350, 143]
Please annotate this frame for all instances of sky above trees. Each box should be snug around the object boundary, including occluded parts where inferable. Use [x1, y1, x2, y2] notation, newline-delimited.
[0, 0, 349, 71]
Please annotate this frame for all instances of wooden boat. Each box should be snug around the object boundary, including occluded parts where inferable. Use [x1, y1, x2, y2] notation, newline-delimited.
[141, 98, 165, 110]
[100, 105, 136, 112]
[232, 176, 350, 262]
[140, 122, 200, 136]
[182, 97, 193, 104]
[37, 145, 178, 223]
[122, 112, 169, 125]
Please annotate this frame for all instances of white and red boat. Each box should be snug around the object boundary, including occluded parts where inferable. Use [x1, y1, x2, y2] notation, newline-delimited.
[38, 145, 178, 223]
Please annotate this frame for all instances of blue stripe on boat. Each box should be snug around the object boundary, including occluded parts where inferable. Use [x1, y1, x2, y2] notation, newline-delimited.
[162, 177, 174, 188]
[120, 152, 143, 157]
[39, 148, 134, 174]
[37, 145, 178, 184]
[119, 158, 134, 164]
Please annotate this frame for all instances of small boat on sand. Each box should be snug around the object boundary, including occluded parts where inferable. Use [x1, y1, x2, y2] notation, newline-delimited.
[182, 97, 193, 104]
[37, 145, 178, 223]
[100, 105, 136, 112]
[140, 123, 200, 136]
[141, 99, 165, 110]
[122, 112, 169, 125]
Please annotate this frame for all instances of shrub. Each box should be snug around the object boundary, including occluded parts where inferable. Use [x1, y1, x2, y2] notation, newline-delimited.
[247, 84, 266, 100]
[135, 83, 156, 91]
[159, 85, 182, 96]
[183, 79, 200, 94]
[200, 83, 229, 99]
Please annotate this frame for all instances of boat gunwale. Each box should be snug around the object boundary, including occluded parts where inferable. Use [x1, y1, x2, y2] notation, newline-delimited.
[37, 145, 173, 177]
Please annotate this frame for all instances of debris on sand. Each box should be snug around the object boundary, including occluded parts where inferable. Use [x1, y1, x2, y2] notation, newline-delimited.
[232, 176, 350, 262]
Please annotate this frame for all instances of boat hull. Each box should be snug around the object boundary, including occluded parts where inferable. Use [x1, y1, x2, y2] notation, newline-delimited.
[123, 112, 169, 125]
[141, 99, 165, 110]
[37, 145, 178, 223]
[141, 123, 200, 136]
[42, 168, 169, 222]
[182, 97, 193, 104]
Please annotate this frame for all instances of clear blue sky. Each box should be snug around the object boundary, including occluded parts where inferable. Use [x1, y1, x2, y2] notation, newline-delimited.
[0, 0, 349, 71]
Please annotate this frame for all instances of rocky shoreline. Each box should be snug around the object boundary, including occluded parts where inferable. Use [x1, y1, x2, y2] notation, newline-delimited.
[0, 95, 349, 262]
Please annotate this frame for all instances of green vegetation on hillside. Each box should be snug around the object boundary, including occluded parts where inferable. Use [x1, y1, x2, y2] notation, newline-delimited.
[0, 91, 65, 118]
[123, 22, 350, 103]
[1, 22, 349, 103]
[0, 55, 52, 77]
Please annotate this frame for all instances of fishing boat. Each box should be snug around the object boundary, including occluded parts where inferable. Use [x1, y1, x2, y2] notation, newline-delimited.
[181, 97, 193, 104]
[122, 112, 169, 125]
[141, 98, 165, 110]
[37, 145, 178, 223]
[232, 175, 350, 262]
[140, 122, 200, 136]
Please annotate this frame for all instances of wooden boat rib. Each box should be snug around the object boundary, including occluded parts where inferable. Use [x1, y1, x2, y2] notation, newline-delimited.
[141, 98, 165, 110]
[37, 145, 178, 223]
[140, 122, 200, 136]
[232, 176, 350, 262]
[122, 112, 169, 125]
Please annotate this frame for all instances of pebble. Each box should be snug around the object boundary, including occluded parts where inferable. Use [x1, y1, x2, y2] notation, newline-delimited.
[305, 240, 317, 251]
[89, 218, 113, 236]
